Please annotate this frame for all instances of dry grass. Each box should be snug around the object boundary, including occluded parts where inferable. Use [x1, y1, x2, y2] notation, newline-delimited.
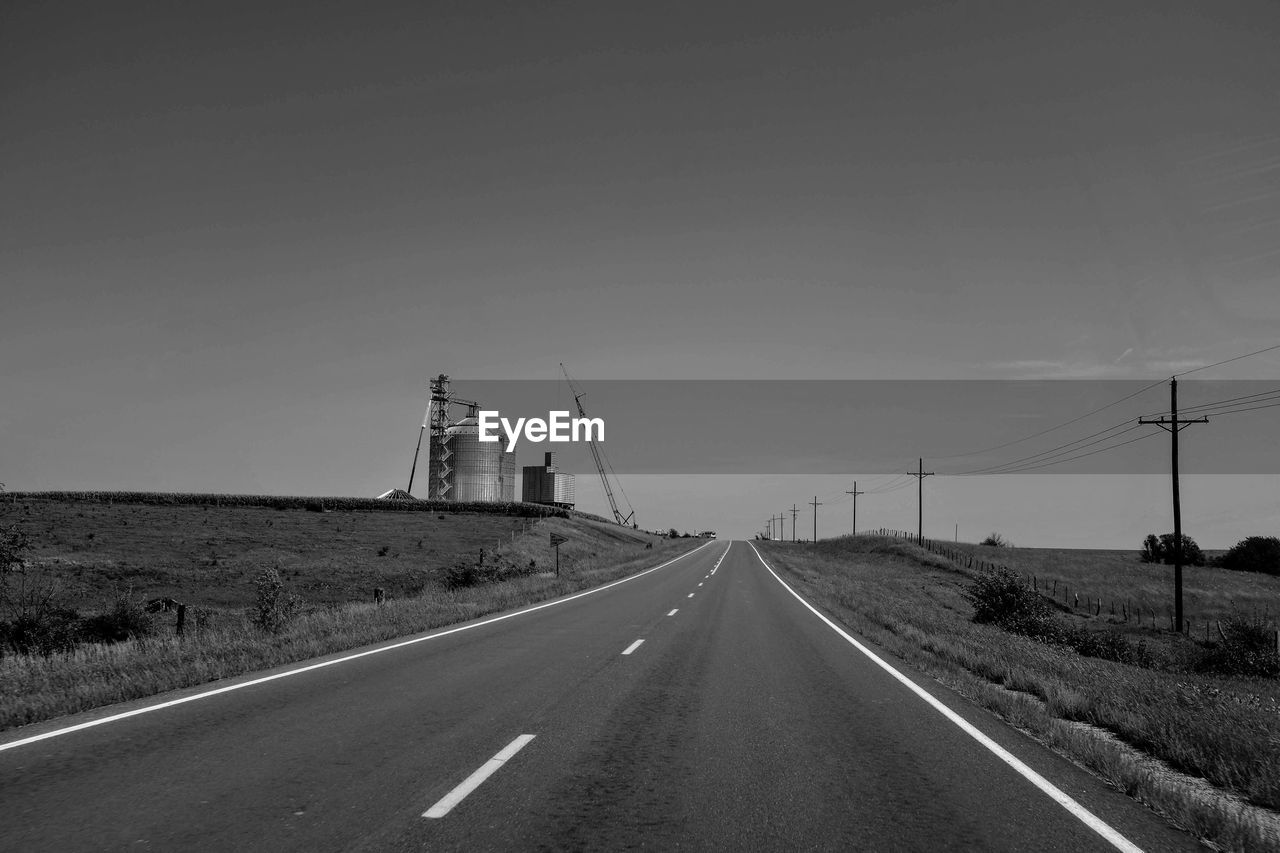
[951, 541, 1280, 627]
[0, 498, 573, 609]
[759, 536, 1280, 853]
[0, 497, 699, 731]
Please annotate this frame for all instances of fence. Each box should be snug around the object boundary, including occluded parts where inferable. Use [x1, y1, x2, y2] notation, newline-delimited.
[863, 529, 1280, 643]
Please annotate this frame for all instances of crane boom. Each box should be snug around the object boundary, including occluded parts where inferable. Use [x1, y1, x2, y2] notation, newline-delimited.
[561, 364, 634, 526]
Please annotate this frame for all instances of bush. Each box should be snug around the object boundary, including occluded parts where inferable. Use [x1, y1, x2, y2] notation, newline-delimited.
[251, 568, 305, 633]
[1195, 617, 1280, 677]
[1216, 536, 1280, 575]
[980, 532, 1009, 547]
[0, 525, 82, 656]
[1139, 532, 1205, 566]
[440, 562, 501, 590]
[964, 568, 1051, 632]
[0, 609, 81, 656]
[81, 589, 156, 643]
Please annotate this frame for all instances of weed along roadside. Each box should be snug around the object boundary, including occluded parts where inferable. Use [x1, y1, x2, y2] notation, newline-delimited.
[0, 497, 702, 733]
[758, 535, 1280, 853]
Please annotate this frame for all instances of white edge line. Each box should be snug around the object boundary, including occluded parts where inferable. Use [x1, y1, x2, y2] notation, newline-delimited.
[423, 733, 536, 818]
[621, 639, 645, 655]
[744, 541, 1144, 853]
[667, 609, 678, 616]
[0, 541, 719, 754]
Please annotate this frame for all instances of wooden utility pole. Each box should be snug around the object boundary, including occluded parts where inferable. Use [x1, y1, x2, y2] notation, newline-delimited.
[1139, 377, 1207, 632]
[765, 518, 773, 540]
[809, 496, 822, 542]
[908, 458, 934, 545]
[791, 505, 799, 543]
[845, 482, 866, 536]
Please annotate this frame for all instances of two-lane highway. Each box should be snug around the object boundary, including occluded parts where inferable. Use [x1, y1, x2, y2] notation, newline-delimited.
[1, 541, 1197, 851]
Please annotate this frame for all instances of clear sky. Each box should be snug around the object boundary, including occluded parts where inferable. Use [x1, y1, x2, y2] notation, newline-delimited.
[3, 1, 1278, 546]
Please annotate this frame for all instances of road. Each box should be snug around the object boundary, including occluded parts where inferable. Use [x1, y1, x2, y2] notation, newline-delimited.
[1, 540, 1199, 851]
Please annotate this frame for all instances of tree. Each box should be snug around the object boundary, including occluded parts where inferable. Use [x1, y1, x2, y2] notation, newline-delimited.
[980, 532, 1009, 548]
[1217, 536, 1280, 575]
[1139, 532, 1205, 566]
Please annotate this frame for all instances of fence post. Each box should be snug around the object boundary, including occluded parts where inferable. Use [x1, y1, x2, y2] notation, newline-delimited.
[374, 587, 385, 605]
[175, 604, 186, 637]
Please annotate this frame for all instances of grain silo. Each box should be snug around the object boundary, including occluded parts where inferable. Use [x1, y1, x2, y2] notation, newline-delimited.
[437, 412, 516, 501]
[419, 374, 516, 502]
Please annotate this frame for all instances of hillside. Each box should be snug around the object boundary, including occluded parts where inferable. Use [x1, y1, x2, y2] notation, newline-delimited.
[0, 494, 659, 610]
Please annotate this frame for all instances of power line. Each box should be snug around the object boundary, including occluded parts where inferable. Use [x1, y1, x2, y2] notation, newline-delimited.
[1173, 342, 1280, 377]
[1165, 388, 1280, 416]
[1140, 386, 1280, 417]
[1194, 399, 1280, 418]
[944, 419, 1140, 476]
[969, 430, 1161, 475]
[928, 379, 1166, 461]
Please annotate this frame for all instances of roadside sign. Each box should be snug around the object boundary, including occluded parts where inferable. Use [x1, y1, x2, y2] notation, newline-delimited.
[549, 533, 568, 546]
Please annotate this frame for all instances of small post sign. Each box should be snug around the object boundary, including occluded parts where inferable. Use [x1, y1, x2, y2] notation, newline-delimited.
[549, 533, 568, 576]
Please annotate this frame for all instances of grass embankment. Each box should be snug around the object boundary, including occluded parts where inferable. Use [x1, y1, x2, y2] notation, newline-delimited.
[0, 498, 571, 609]
[0, 499, 701, 733]
[759, 536, 1280, 853]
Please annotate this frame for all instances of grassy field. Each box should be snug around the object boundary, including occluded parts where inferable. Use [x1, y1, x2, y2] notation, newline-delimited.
[0, 496, 701, 732]
[0, 498, 578, 610]
[759, 536, 1280, 853]
[949, 540, 1280, 629]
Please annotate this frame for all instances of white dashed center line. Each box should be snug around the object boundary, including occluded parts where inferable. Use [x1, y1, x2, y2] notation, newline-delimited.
[667, 609, 679, 616]
[621, 639, 645, 655]
[424, 734, 536, 819]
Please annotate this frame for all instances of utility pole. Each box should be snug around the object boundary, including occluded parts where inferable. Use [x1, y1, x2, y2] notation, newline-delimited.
[908, 458, 934, 545]
[1139, 377, 1208, 633]
[845, 482, 865, 536]
[790, 505, 799, 543]
[779, 513, 787, 542]
[809, 496, 822, 542]
[765, 518, 773, 540]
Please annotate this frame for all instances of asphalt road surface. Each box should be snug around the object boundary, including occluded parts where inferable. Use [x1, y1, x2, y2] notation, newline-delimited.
[1, 541, 1201, 851]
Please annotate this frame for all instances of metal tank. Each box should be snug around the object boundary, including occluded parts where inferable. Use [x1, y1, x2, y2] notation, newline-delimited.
[432, 415, 516, 502]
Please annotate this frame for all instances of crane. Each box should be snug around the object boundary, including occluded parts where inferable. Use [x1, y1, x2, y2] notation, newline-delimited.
[561, 363, 635, 527]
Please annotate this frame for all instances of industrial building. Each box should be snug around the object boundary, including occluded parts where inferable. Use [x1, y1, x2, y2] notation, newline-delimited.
[522, 451, 575, 509]
[413, 375, 517, 502]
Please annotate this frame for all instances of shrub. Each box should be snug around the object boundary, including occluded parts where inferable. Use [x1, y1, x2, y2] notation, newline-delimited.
[440, 562, 501, 590]
[964, 568, 1051, 632]
[1195, 617, 1280, 677]
[1139, 532, 1205, 566]
[1216, 536, 1280, 575]
[980, 532, 1010, 547]
[81, 589, 156, 643]
[0, 610, 81, 656]
[1, 525, 82, 656]
[251, 568, 305, 633]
